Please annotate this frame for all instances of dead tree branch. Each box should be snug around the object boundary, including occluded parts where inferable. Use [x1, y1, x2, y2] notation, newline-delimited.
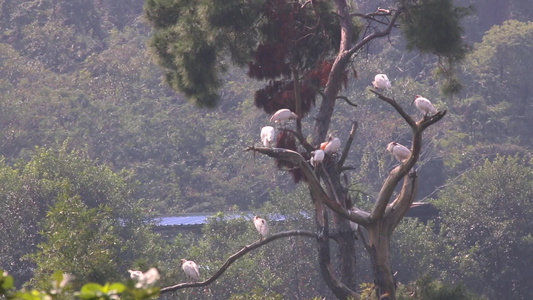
[247, 147, 372, 226]
[160, 230, 318, 294]
[367, 91, 446, 224]
[338, 121, 358, 170]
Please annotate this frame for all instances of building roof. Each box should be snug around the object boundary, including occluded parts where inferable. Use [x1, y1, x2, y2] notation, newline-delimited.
[153, 202, 437, 228]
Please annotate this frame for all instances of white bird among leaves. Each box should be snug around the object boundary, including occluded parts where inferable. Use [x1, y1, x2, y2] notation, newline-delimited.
[128, 268, 160, 288]
[253, 216, 269, 239]
[181, 259, 201, 282]
[269, 109, 298, 127]
[128, 269, 143, 280]
[310, 149, 325, 167]
[372, 74, 392, 90]
[412, 95, 437, 117]
[387, 142, 411, 162]
[321, 136, 341, 154]
[261, 126, 275, 147]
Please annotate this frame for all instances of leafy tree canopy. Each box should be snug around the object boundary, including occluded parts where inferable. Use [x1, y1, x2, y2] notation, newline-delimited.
[434, 155, 533, 299]
[145, 0, 470, 107]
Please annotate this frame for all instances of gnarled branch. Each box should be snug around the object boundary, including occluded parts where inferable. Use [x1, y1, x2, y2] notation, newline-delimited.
[368, 91, 446, 224]
[369, 89, 416, 128]
[247, 147, 372, 226]
[160, 230, 318, 294]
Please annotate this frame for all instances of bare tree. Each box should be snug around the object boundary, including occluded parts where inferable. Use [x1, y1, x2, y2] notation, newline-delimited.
[146, 0, 465, 298]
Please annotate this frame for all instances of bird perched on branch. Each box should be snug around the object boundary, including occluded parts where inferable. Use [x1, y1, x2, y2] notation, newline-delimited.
[372, 74, 391, 90]
[412, 95, 437, 117]
[270, 109, 298, 127]
[253, 216, 269, 239]
[310, 150, 325, 167]
[260, 126, 275, 147]
[387, 142, 411, 162]
[321, 135, 341, 154]
[181, 259, 201, 282]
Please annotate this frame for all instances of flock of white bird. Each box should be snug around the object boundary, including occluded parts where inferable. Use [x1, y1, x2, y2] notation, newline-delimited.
[128, 74, 439, 285]
[372, 73, 439, 163]
[260, 74, 438, 167]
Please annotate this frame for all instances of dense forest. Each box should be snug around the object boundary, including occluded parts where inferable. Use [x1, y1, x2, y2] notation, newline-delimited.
[0, 0, 532, 299]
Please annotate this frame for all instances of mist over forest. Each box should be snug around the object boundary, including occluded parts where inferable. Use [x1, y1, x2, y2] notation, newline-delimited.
[0, 0, 532, 299]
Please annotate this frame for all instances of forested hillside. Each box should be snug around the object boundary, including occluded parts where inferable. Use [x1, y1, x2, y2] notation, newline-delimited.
[0, 0, 532, 299]
[0, 0, 531, 214]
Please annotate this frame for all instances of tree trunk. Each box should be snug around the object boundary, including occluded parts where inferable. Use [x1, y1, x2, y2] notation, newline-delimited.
[367, 222, 395, 299]
[322, 161, 357, 288]
[311, 191, 359, 300]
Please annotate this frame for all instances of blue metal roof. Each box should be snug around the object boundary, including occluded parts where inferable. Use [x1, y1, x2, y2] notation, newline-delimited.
[156, 215, 210, 226]
[154, 212, 288, 227]
[153, 203, 436, 227]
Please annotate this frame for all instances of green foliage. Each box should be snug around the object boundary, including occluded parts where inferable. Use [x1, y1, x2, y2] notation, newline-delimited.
[229, 287, 284, 300]
[145, 0, 349, 107]
[144, 0, 259, 107]
[398, 276, 486, 300]
[0, 1, 532, 298]
[358, 277, 485, 300]
[0, 269, 160, 300]
[391, 219, 452, 282]
[434, 155, 533, 299]
[1, 270, 15, 298]
[154, 187, 330, 299]
[463, 20, 533, 146]
[28, 193, 124, 288]
[401, 0, 472, 95]
[402, 0, 471, 60]
[0, 145, 161, 289]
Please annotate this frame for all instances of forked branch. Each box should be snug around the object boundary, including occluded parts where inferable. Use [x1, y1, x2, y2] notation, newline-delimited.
[247, 147, 371, 226]
[368, 91, 446, 223]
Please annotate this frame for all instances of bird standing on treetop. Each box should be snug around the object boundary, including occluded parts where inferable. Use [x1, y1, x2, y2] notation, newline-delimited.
[260, 126, 275, 147]
[372, 74, 391, 90]
[321, 135, 341, 154]
[253, 216, 269, 239]
[269, 109, 298, 127]
[310, 149, 325, 167]
[412, 95, 437, 117]
[181, 259, 201, 282]
[387, 142, 411, 162]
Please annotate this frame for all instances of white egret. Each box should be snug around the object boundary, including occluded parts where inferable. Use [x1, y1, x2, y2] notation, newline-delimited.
[387, 142, 411, 162]
[310, 150, 325, 167]
[253, 216, 269, 239]
[412, 95, 437, 117]
[181, 259, 201, 282]
[260, 126, 275, 147]
[372, 74, 391, 90]
[269, 109, 298, 126]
